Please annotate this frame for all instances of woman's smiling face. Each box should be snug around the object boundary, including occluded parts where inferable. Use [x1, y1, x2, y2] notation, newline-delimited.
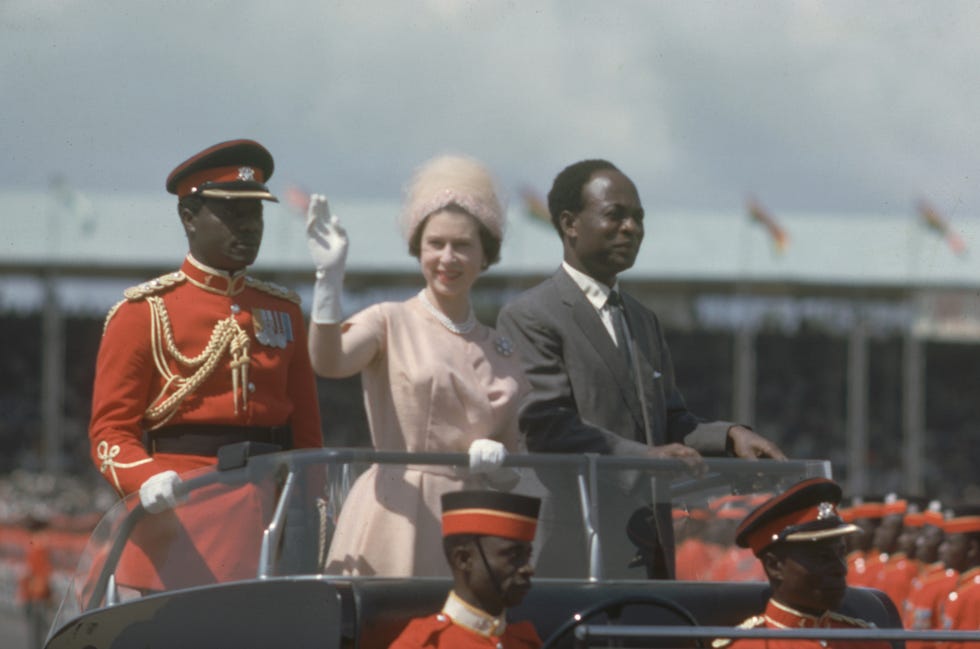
[418, 208, 485, 300]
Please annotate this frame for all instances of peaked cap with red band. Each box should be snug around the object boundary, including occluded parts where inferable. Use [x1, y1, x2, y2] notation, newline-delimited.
[920, 500, 945, 528]
[881, 493, 909, 517]
[840, 498, 885, 523]
[166, 139, 278, 201]
[441, 490, 541, 542]
[901, 496, 932, 528]
[943, 504, 980, 536]
[735, 478, 859, 556]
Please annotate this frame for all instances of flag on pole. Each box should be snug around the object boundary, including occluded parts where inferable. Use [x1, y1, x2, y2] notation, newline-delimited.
[917, 199, 967, 256]
[746, 196, 789, 254]
[50, 174, 97, 235]
[283, 184, 311, 216]
[519, 186, 551, 226]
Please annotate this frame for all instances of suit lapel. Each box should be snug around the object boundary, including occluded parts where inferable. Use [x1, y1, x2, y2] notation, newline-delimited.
[552, 270, 646, 432]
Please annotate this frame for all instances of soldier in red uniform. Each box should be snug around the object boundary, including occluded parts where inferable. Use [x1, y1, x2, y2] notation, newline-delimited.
[876, 500, 925, 614]
[904, 501, 954, 649]
[714, 478, 890, 649]
[704, 496, 765, 583]
[389, 490, 542, 649]
[842, 498, 884, 588]
[863, 494, 906, 589]
[87, 139, 323, 590]
[937, 505, 980, 649]
[870, 495, 914, 612]
[674, 505, 716, 581]
[18, 515, 52, 649]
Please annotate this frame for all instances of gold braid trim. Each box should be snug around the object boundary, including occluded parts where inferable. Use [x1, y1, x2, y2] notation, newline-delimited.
[124, 271, 187, 301]
[103, 272, 188, 334]
[246, 277, 301, 304]
[825, 611, 876, 628]
[143, 295, 251, 428]
[102, 299, 127, 335]
[96, 441, 153, 497]
[711, 615, 765, 648]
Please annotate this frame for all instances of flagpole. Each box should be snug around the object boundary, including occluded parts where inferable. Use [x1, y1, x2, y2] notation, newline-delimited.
[903, 202, 930, 495]
[41, 179, 67, 474]
[732, 201, 756, 426]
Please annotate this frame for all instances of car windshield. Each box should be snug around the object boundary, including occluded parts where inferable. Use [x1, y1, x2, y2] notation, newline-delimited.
[51, 449, 829, 633]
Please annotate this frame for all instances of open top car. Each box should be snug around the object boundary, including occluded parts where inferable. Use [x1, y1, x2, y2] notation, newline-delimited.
[45, 449, 915, 649]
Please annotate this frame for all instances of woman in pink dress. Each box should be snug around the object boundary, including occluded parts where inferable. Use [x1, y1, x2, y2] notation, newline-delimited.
[305, 155, 528, 576]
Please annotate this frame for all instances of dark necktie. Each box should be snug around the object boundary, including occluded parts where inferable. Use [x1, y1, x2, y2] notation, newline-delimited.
[609, 291, 654, 446]
[606, 290, 633, 375]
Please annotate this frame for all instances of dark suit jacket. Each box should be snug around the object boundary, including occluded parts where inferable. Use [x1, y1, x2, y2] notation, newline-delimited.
[497, 268, 731, 456]
[496, 267, 734, 577]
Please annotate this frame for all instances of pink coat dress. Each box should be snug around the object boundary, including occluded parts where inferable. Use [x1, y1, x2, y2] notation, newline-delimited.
[324, 297, 527, 576]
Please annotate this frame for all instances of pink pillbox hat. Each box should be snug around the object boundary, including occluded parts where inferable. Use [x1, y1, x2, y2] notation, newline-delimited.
[400, 154, 506, 243]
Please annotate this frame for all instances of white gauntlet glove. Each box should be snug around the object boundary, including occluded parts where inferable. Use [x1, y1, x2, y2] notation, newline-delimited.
[468, 439, 508, 474]
[139, 470, 183, 514]
[305, 193, 349, 324]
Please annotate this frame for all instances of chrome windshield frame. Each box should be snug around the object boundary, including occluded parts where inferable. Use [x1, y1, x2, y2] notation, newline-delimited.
[69, 449, 831, 616]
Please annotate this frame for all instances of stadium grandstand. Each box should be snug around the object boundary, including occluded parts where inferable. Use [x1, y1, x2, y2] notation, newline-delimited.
[2, 187, 980, 505]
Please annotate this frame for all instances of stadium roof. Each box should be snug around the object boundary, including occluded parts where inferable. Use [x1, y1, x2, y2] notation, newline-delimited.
[3, 188, 979, 289]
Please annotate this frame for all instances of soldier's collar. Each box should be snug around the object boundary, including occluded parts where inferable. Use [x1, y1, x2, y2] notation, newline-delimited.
[442, 590, 507, 637]
[957, 566, 980, 585]
[183, 255, 248, 296]
[766, 598, 834, 628]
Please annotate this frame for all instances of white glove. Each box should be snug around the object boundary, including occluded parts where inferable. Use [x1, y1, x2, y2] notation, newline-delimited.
[305, 193, 349, 324]
[139, 470, 183, 514]
[468, 439, 508, 474]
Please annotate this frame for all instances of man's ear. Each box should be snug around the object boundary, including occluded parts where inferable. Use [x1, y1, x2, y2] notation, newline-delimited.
[762, 550, 784, 583]
[558, 210, 577, 241]
[449, 542, 474, 574]
[966, 537, 980, 565]
[179, 205, 196, 236]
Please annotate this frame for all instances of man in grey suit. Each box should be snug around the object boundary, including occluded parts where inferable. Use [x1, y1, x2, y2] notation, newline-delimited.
[496, 159, 785, 578]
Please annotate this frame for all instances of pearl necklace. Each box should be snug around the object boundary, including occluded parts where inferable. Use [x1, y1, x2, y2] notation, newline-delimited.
[418, 290, 476, 335]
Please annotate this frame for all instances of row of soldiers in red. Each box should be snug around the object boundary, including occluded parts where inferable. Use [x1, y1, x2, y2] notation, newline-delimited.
[841, 495, 980, 648]
[671, 494, 769, 582]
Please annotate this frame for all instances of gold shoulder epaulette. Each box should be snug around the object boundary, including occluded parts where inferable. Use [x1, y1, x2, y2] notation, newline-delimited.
[826, 611, 876, 628]
[246, 277, 301, 305]
[102, 299, 127, 334]
[123, 271, 187, 301]
[711, 615, 766, 648]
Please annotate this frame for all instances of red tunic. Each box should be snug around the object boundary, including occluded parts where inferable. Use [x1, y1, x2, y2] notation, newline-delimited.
[389, 614, 541, 649]
[861, 552, 889, 590]
[89, 256, 322, 496]
[87, 256, 322, 591]
[705, 546, 766, 582]
[938, 567, 980, 649]
[847, 550, 871, 587]
[904, 564, 958, 649]
[715, 599, 892, 649]
[874, 552, 918, 613]
[18, 536, 52, 603]
[676, 538, 719, 581]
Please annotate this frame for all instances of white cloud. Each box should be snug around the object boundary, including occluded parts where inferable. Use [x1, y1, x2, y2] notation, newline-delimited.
[3, 0, 980, 218]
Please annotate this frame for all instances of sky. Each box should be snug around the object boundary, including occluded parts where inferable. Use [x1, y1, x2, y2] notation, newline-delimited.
[3, 0, 980, 219]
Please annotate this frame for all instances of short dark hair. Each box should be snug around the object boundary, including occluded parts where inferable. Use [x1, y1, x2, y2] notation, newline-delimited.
[442, 533, 477, 562]
[177, 193, 205, 216]
[407, 205, 502, 267]
[547, 159, 620, 237]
